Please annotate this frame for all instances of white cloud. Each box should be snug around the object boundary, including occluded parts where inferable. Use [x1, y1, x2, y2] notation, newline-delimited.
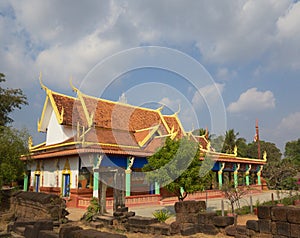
[227, 88, 275, 113]
[216, 67, 237, 81]
[192, 83, 225, 110]
[1, 0, 299, 91]
[278, 112, 300, 133]
[271, 112, 300, 151]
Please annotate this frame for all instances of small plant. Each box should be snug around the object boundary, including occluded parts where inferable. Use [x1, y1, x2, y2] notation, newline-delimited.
[152, 209, 172, 222]
[84, 198, 101, 222]
[255, 199, 260, 208]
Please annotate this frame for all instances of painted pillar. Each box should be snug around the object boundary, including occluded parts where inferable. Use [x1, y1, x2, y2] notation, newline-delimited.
[125, 170, 131, 197]
[180, 187, 184, 195]
[245, 164, 252, 186]
[93, 154, 103, 198]
[257, 165, 263, 186]
[23, 173, 28, 191]
[233, 163, 240, 188]
[154, 182, 160, 195]
[125, 157, 135, 197]
[218, 162, 225, 189]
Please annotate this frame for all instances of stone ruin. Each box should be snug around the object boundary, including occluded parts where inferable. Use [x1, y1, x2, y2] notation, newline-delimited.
[3, 190, 300, 237]
[229, 205, 300, 237]
[0, 191, 126, 238]
[85, 201, 300, 237]
[85, 200, 235, 236]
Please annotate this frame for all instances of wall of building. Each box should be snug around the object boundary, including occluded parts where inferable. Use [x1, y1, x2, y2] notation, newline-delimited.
[46, 110, 74, 146]
[28, 156, 79, 194]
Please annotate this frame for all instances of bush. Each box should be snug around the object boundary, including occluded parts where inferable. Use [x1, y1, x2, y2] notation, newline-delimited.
[83, 198, 101, 222]
[153, 209, 172, 222]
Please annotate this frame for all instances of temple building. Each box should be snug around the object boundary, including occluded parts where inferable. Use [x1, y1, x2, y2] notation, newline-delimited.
[22, 80, 266, 208]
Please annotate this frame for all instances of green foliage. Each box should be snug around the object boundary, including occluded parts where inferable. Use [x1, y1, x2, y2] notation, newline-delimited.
[285, 138, 300, 169]
[152, 209, 172, 222]
[247, 141, 282, 162]
[263, 158, 297, 190]
[0, 126, 30, 187]
[210, 134, 224, 152]
[222, 129, 239, 154]
[84, 198, 101, 222]
[0, 73, 28, 126]
[143, 137, 211, 201]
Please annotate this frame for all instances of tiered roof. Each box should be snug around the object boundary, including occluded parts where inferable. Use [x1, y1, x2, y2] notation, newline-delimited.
[28, 80, 266, 166]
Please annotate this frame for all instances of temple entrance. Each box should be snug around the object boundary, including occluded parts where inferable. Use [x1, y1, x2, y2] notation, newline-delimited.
[34, 174, 40, 192]
[62, 174, 70, 197]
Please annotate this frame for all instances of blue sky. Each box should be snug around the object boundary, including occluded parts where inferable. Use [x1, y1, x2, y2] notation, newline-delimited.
[1, 0, 300, 154]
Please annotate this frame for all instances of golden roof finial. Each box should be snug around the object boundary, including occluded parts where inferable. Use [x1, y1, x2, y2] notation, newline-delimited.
[28, 136, 33, 149]
[39, 72, 47, 91]
[70, 76, 78, 93]
[156, 105, 164, 112]
[174, 104, 181, 116]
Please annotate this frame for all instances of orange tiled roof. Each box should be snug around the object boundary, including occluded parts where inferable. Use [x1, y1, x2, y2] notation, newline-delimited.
[193, 135, 209, 149]
[32, 87, 266, 165]
[163, 115, 185, 139]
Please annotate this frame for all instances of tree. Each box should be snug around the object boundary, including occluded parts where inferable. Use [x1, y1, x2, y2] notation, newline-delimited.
[0, 73, 27, 126]
[247, 141, 282, 162]
[222, 129, 247, 156]
[192, 128, 211, 140]
[284, 139, 300, 169]
[210, 134, 224, 152]
[142, 137, 210, 201]
[0, 126, 30, 188]
[236, 137, 248, 157]
[247, 140, 293, 189]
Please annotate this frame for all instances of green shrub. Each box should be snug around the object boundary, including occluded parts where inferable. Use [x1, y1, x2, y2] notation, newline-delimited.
[84, 198, 101, 222]
[153, 209, 172, 222]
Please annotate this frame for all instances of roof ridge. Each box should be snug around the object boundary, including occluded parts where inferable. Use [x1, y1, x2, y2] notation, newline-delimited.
[80, 91, 162, 113]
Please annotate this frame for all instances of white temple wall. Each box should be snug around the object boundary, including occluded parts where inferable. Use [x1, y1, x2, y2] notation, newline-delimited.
[28, 156, 79, 190]
[46, 110, 74, 146]
[42, 159, 57, 187]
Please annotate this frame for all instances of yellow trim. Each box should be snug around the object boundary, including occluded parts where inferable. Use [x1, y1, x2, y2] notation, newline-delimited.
[202, 149, 266, 163]
[135, 125, 159, 133]
[38, 96, 49, 132]
[234, 163, 240, 175]
[257, 165, 263, 176]
[48, 91, 64, 124]
[29, 140, 144, 154]
[74, 89, 162, 113]
[263, 151, 267, 162]
[30, 141, 46, 150]
[245, 164, 252, 175]
[155, 105, 164, 112]
[38, 77, 76, 131]
[218, 162, 225, 174]
[170, 131, 178, 140]
[164, 113, 186, 137]
[39, 72, 47, 91]
[136, 125, 160, 147]
[158, 111, 172, 134]
[72, 85, 94, 128]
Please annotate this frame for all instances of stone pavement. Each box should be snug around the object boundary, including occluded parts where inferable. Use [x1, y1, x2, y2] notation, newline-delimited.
[66, 190, 291, 221]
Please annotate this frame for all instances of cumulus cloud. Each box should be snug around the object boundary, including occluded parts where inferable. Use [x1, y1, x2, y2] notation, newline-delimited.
[227, 88, 275, 113]
[278, 112, 300, 133]
[192, 83, 225, 110]
[216, 67, 237, 81]
[1, 0, 298, 90]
